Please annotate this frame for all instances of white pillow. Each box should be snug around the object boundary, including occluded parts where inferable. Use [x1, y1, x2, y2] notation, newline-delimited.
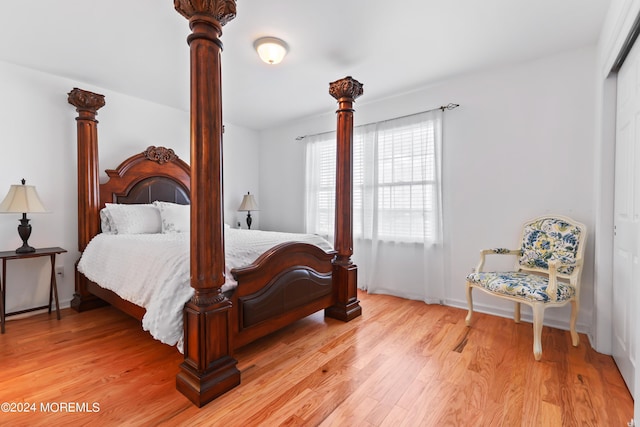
[154, 201, 190, 233]
[103, 203, 162, 234]
[100, 208, 114, 234]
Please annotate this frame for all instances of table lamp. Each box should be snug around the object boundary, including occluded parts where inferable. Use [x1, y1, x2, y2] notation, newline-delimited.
[0, 179, 48, 253]
[237, 192, 259, 229]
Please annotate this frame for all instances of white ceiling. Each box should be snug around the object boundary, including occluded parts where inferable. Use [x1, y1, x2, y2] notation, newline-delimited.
[0, 1, 611, 130]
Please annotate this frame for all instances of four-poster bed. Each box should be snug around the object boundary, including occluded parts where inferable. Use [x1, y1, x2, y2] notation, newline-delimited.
[67, 0, 362, 407]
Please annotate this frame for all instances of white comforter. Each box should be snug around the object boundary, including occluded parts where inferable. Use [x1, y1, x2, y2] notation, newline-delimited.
[77, 228, 333, 351]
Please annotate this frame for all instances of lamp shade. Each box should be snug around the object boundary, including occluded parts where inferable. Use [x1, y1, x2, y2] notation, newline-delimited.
[254, 37, 288, 65]
[0, 180, 47, 213]
[238, 193, 259, 212]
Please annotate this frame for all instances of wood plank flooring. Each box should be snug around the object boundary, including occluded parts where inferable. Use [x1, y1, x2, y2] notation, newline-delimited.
[0, 291, 633, 426]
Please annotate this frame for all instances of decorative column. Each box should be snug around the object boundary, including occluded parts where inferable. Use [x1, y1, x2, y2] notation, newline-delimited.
[326, 76, 363, 321]
[174, 0, 240, 407]
[68, 88, 106, 312]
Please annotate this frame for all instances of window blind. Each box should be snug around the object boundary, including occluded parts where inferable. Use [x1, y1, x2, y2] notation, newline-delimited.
[306, 110, 441, 244]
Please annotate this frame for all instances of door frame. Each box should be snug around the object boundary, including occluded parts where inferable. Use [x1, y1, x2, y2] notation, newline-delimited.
[596, 7, 640, 422]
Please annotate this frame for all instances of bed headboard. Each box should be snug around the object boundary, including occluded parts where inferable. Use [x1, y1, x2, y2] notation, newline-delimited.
[100, 146, 191, 207]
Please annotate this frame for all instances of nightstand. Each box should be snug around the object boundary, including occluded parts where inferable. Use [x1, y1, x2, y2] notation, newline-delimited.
[0, 247, 67, 333]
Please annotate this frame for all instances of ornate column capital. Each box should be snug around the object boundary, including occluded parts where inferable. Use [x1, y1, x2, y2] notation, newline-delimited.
[174, 0, 236, 25]
[329, 76, 364, 102]
[67, 88, 105, 115]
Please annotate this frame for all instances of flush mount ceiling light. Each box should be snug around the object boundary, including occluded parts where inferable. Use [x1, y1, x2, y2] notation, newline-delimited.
[253, 37, 288, 65]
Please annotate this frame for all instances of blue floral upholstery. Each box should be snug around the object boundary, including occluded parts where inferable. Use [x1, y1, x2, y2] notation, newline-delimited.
[518, 218, 582, 275]
[466, 271, 575, 303]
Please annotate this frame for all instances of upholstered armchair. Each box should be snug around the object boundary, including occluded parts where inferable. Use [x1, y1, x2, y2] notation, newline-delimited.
[465, 215, 587, 361]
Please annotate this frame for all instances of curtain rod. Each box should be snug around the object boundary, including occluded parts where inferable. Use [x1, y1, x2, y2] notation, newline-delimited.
[295, 103, 459, 141]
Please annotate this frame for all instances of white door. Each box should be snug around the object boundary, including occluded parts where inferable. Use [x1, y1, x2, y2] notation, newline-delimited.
[613, 36, 640, 396]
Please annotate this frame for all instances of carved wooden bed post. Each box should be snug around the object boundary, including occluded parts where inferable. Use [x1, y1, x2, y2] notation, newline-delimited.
[326, 76, 363, 321]
[174, 0, 240, 407]
[68, 88, 107, 312]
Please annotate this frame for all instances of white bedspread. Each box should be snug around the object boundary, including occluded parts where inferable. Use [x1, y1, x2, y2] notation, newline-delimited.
[77, 228, 333, 351]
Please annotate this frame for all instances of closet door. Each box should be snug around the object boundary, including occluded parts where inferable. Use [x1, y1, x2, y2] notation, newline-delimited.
[613, 36, 640, 395]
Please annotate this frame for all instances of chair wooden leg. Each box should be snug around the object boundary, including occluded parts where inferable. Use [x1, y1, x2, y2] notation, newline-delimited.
[514, 302, 521, 323]
[465, 282, 473, 326]
[570, 299, 580, 347]
[532, 304, 545, 361]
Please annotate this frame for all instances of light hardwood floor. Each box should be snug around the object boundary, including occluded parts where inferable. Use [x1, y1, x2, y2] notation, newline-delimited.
[0, 291, 632, 426]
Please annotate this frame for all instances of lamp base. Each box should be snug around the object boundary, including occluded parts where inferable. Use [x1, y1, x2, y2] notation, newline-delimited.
[246, 211, 252, 230]
[16, 215, 35, 253]
[16, 244, 36, 254]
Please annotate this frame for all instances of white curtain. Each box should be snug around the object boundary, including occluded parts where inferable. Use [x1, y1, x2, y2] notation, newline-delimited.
[305, 132, 336, 241]
[305, 109, 444, 303]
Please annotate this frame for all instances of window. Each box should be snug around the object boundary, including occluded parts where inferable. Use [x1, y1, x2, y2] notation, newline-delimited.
[304, 132, 336, 238]
[305, 110, 442, 244]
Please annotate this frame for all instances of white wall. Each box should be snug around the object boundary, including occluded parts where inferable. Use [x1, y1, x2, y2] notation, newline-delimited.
[0, 60, 259, 316]
[258, 113, 333, 233]
[223, 123, 261, 229]
[258, 46, 597, 335]
[441, 47, 596, 333]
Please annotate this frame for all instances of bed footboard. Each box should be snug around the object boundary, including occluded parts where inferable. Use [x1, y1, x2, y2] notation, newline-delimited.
[240, 268, 332, 327]
[230, 242, 336, 349]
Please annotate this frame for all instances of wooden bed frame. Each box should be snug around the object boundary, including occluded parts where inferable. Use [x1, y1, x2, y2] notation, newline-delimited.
[66, 1, 363, 407]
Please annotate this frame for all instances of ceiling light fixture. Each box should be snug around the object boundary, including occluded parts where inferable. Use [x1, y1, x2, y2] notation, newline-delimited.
[253, 37, 288, 65]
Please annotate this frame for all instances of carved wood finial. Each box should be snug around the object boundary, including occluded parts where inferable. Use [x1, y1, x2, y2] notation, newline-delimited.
[174, 0, 236, 25]
[68, 88, 106, 114]
[144, 146, 178, 165]
[329, 76, 364, 102]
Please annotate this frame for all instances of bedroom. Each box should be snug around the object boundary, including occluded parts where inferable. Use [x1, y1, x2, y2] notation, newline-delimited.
[0, 0, 636, 424]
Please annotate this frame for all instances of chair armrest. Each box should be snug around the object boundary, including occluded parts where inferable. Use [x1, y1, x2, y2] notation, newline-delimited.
[546, 257, 584, 301]
[475, 248, 522, 272]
